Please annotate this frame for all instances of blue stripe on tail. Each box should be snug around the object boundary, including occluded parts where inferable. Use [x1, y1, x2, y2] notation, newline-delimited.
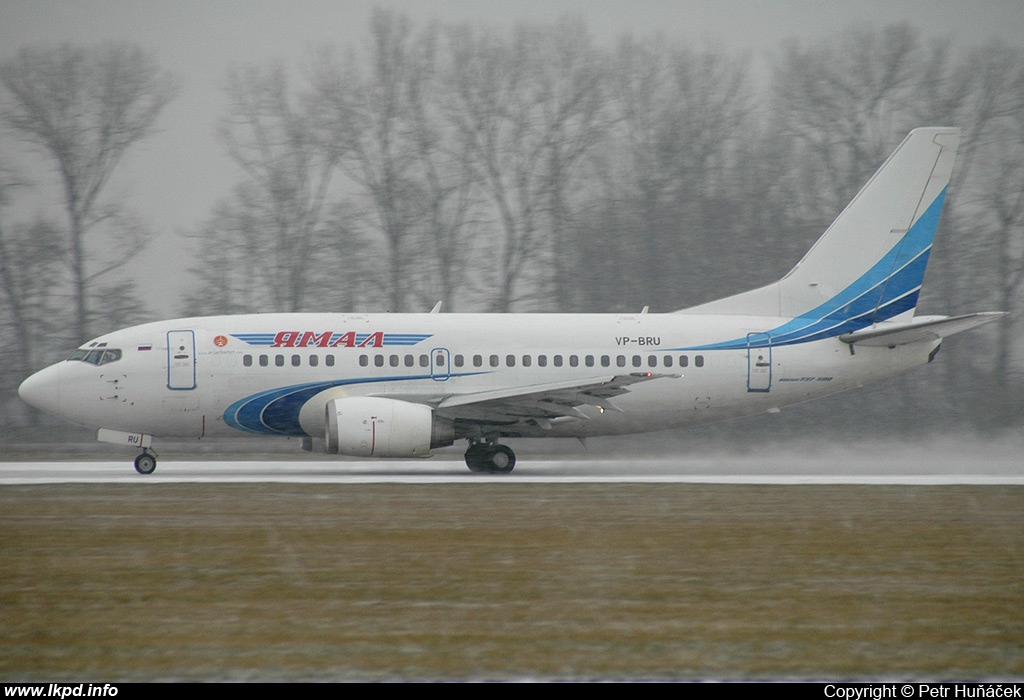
[675, 185, 947, 351]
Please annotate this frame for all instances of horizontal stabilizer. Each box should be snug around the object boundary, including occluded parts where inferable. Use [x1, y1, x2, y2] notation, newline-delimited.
[838, 312, 1004, 347]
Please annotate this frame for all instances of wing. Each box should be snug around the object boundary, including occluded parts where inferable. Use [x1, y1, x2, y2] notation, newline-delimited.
[417, 372, 671, 428]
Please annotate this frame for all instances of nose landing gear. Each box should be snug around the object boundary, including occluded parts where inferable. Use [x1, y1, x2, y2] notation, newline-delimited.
[134, 449, 157, 475]
[464, 440, 516, 474]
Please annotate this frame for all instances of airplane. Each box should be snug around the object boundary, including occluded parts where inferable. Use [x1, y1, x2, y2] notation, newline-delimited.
[18, 127, 1003, 475]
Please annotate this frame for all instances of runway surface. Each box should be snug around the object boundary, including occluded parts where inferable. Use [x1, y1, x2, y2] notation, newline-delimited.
[2, 448, 1022, 484]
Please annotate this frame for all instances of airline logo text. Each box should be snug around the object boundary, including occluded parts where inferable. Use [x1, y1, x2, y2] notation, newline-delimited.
[230, 331, 432, 348]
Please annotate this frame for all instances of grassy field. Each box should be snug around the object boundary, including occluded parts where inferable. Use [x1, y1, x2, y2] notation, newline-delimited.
[2, 483, 1022, 680]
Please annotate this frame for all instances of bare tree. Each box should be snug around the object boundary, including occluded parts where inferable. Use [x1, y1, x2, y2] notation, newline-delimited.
[313, 11, 434, 312]
[531, 19, 609, 309]
[404, 30, 486, 310]
[569, 36, 755, 311]
[0, 216, 65, 353]
[0, 168, 67, 426]
[944, 41, 1024, 426]
[0, 43, 176, 345]
[444, 21, 608, 311]
[771, 24, 975, 223]
[217, 61, 338, 312]
[182, 194, 265, 315]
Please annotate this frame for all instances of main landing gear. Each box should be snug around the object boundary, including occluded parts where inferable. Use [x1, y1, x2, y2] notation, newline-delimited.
[134, 449, 157, 475]
[464, 440, 516, 474]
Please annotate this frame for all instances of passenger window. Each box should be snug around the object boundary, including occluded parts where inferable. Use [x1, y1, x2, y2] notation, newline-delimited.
[259, 355, 269, 367]
[647, 356, 657, 368]
[292, 354, 301, 367]
[679, 355, 689, 368]
[490, 355, 499, 368]
[405, 355, 414, 367]
[695, 355, 705, 368]
[601, 355, 610, 367]
[326, 355, 335, 367]
[616, 355, 626, 367]
[570, 355, 580, 367]
[244, 355, 253, 367]
[359, 355, 368, 367]
[585, 355, 594, 367]
[473, 355, 483, 368]
[522, 355, 531, 367]
[454, 355, 464, 367]
[390, 355, 400, 367]
[538, 355, 547, 367]
[310, 355, 319, 367]
[374, 355, 385, 367]
[632, 355, 642, 367]
[663, 356, 673, 368]
[419, 355, 429, 368]
[506, 354, 516, 367]
[275, 355, 285, 367]
[553, 355, 563, 367]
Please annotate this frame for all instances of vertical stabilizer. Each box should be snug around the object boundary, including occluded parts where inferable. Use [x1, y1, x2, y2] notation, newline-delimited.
[680, 128, 960, 334]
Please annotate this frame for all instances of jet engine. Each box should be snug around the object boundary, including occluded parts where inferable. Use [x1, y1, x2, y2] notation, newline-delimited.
[323, 396, 454, 457]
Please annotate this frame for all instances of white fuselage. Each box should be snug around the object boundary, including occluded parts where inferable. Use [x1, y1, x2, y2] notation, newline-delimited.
[23, 312, 936, 443]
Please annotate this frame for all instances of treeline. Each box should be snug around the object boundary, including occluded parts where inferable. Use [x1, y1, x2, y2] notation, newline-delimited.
[2, 12, 1022, 438]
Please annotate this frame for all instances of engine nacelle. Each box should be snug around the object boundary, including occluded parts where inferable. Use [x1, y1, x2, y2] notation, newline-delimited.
[323, 397, 454, 457]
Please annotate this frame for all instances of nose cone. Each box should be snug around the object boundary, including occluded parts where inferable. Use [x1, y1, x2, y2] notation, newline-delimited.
[18, 364, 62, 416]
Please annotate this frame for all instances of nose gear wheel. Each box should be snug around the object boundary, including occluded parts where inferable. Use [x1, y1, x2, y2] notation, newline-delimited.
[134, 449, 157, 475]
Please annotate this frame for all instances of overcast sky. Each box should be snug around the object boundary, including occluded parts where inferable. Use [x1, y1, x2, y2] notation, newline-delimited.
[2, 0, 1023, 316]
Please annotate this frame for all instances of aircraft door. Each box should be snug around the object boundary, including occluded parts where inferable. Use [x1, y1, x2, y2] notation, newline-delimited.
[746, 332, 772, 392]
[430, 348, 450, 381]
[167, 330, 197, 390]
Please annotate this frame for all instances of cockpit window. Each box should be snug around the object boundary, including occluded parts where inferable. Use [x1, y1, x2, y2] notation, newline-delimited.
[68, 348, 122, 365]
[99, 349, 122, 365]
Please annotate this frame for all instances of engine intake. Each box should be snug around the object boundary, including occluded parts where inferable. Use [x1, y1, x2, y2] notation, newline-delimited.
[324, 397, 454, 457]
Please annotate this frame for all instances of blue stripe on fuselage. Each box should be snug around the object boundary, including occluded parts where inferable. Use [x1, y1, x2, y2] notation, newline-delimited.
[224, 372, 487, 436]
